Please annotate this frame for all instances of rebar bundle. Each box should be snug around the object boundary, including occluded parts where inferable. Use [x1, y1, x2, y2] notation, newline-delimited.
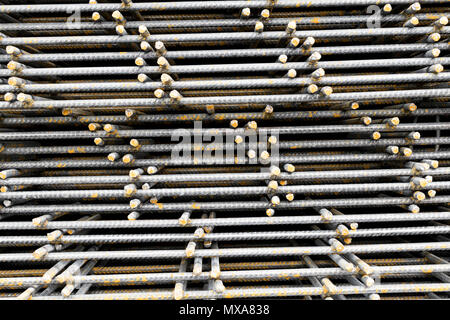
[0, 0, 448, 301]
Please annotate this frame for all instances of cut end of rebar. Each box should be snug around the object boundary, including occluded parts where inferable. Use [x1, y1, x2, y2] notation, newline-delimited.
[413, 191, 426, 201]
[278, 54, 288, 64]
[290, 37, 300, 48]
[169, 90, 182, 101]
[284, 163, 295, 173]
[127, 211, 140, 221]
[135, 57, 145, 66]
[268, 135, 277, 145]
[286, 193, 294, 201]
[372, 131, 381, 140]
[408, 204, 420, 214]
[94, 137, 104, 146]
[92, 11, 101, 21]
[157, 56, 170, 68]
[185, 241, 196, 257]
[32, 247, 48, 260]
[129, 138, 140, 148]
[88, 123, 101, 132]
[260, 151, 270, 160]
[174, 283, 184, 300]
[269, 196, 280, 206]
[147, 166, 158, 175]
[287, 69, 297, 78]
[129, 199, 142, 209]
[4, 92, 15, 102]
[254, 21, 264, 33]
[241, 8, 251, 18]
[124, 184, 137, 196]
[267, 180, 278, 190]
[383, 4, 392, 13]
[307, 84, 318, 94]
[405, 103, 417, 112]
[320, 86, 333, 97]
[122, 154, 134, 164]
[47, 230, 63, 242]
[401, 147, 413, 157]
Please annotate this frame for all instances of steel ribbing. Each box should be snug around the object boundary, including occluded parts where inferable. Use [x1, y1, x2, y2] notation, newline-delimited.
[1, 73, 449, 93]
[0, 242, 449, 262]
[2, 167, 449, 185]
[2, 264, 450, 288]
[1, 13, 448, 31]
[0, 43, 447, 63]
[0, 181, 449, 200]
[1, 58, 449, 78]
[1, 108, 448, 126]
[2, 27, 449, 44]
[1, 137, 449, 155]
[1, 151, 450, 169]
[1, 0, 449, 301]
[0, 226, 449, 246]
[0, 211, 449, 230]
[0, 123, 447, 140]
[1, 90, 449, 111]
[1, 1, 446, 12]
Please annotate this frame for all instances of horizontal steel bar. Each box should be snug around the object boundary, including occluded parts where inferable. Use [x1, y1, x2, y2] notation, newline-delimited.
[0, 181, 448, 200]
[0, 211, 448, 229]
[1, 151, 449, 169]
[0, 43, 447, 63]
[1, 108, 448, 126]
[1, 72, 448, 93]
[0, 242, 448, 262]
[0, 226, 448, 246]
[0, 14, 447, 31]
[1, 58, 448, 78]
[1, 264, 450, 288]
[0, 27, 447, 46]
[1, 137, 449, 156]
[0, 123, 447, 140]
[0, 1, 441, 13]
[2, 167, 449, 186]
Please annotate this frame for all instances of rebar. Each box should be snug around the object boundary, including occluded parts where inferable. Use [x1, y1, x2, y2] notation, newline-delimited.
[0, 0, 448, 301]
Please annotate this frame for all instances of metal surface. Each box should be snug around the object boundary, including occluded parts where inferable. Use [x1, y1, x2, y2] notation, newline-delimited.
[0, 0, 449, 300]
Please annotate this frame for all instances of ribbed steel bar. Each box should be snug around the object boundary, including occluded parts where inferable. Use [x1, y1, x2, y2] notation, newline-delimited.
[0, 241, 448, 262]
[0, 181, 449, 200]
[1, 13, 448, 31]
[1, 1, 446, 13]
[0, 137, 448, 155]
[0, 211, 449, 230]
[1, 58, 448, 78]
[2, 167, 449, 185]
[1, 72, 449, 93]
[0, 123, 447, 139]
[11, 282, 450, 300]
[1, 108, 448, 126]
[2, 264, 450, 288]
[0, 43, 447, 63]
[1, 151, 449, 169]
[0, 0, 448, 301]
[1, 27, 448, 45]
[0, 226, 449, 247]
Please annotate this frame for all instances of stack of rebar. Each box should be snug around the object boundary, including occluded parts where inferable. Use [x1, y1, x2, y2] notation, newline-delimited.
[0, 0, 448, 300]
